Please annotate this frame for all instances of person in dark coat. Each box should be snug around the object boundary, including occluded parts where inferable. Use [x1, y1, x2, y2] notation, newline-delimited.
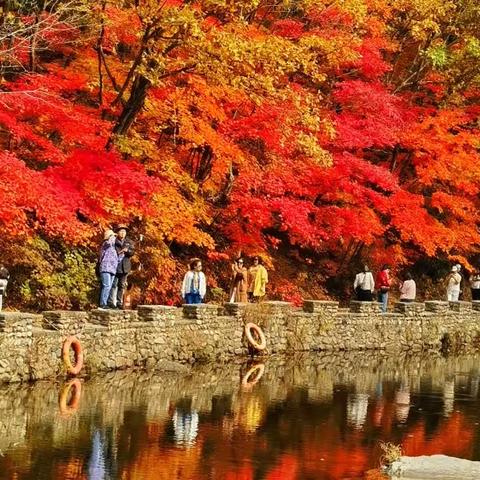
[108, 225, 135, 309]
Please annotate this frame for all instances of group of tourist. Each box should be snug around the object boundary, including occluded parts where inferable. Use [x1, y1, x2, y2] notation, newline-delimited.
[229, 256, 268, 303]
[353, 265, 402, 313]
[4, 224, 480, 312]
[98, 227, 269, 308]
[354, 263, 480, 313]
[180, 256, 269, 305]
[0, 223, 470, 311]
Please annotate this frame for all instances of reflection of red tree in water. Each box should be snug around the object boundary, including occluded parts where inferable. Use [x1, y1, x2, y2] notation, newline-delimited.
[224, 454, 297, 480]
[218, 404, 475, 480]
[55, 457, 87, 480]
[297, 428, 369, 479]
[309, 445, 368, 479]
[118, 422, 202, 480]
[265, 454, 298, 480]
[224, 465, 253, 480]
[49, 397, 471, 480]
[402, 411, 474, 458]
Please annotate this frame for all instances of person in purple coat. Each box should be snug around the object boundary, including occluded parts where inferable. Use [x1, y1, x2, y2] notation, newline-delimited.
[98, 229, 118, 309]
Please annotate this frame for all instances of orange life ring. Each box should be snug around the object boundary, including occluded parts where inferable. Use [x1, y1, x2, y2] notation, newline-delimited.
[242, 363, 265, 389]
[59, 378, 82, 416]
[244, 322, 266, 351]
[62, 336, 84, 375]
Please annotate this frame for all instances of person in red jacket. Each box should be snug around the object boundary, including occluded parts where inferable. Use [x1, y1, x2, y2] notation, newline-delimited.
[376, 265, 391, 313]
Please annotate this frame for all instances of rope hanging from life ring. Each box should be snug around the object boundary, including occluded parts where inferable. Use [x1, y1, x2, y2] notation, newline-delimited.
[244, 322, 267, 351]
[62, 336, 84, 375]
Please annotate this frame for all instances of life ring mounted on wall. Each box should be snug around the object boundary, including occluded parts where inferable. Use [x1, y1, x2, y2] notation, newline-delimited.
[62, 336, 84, 376]
[244, 322, 267, 351]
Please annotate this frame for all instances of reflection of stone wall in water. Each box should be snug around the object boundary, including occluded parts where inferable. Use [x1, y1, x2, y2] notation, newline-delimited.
[1, 299, 480, 382]
[1, 351, 480, 460]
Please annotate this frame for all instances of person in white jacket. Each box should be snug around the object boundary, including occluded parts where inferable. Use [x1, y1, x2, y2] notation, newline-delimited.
[446, 265, 461, 302]
[181, 259, 207, 304]
[353, 265, 375, 301]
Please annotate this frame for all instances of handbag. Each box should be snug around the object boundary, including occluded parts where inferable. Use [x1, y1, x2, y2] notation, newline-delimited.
[235, 272, 244, 282]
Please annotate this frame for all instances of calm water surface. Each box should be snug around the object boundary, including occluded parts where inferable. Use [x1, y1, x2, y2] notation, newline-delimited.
[1, 351, 480, 480]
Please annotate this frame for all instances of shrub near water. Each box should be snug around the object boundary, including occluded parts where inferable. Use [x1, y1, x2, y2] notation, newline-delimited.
[379, 441, 402, 467]
[14, 240, 97, 311]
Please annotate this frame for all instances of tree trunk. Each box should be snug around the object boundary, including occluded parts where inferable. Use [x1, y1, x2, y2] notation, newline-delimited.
[108, 74, 151, 146]
[96, 1, 107, 105]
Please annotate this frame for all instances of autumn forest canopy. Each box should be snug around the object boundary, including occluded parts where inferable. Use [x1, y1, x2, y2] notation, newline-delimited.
[1, 0, 480, 309]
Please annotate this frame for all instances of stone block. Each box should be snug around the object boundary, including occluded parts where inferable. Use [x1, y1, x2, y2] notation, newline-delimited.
[472, 301, 480, 312]
[30, 314, 44, 329]
[42, 311, 88, 331]
[425, 301, 450, 314]
[262, 301, 292, 308]
[137, 305, 179, 322]
[449, 301, 472, 313]
[349, 301, 382, 315]
[382, 312, 404, 319]
[223, 302, 249, 317]
[257, 301, 293, 316]
[303, 300, 339, 314]
[0, 312, 34, 333]
[182, 304, 219, 320]
[89, 309, 138, 327]
[394, 302, 426, 315]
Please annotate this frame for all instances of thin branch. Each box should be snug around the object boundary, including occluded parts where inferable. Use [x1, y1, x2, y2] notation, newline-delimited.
[99, 47, 122, 94]
[111, 24, 152, 107]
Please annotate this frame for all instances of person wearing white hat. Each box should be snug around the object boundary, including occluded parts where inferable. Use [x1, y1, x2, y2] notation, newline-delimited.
[446, 265, 461, 302]
[98, 229, 118, 309]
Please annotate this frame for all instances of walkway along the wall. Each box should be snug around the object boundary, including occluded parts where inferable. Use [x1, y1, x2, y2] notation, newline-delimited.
[1, 299, 480, 383]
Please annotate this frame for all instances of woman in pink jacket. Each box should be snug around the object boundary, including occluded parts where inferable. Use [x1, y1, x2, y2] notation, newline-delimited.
[400, 272, 416, 302]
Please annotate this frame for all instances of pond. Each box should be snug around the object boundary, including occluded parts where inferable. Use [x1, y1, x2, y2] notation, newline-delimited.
[0, 350, 479, 480]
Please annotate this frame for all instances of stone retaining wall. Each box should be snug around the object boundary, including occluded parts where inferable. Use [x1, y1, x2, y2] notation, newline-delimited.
[1, 299, 480, 383]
